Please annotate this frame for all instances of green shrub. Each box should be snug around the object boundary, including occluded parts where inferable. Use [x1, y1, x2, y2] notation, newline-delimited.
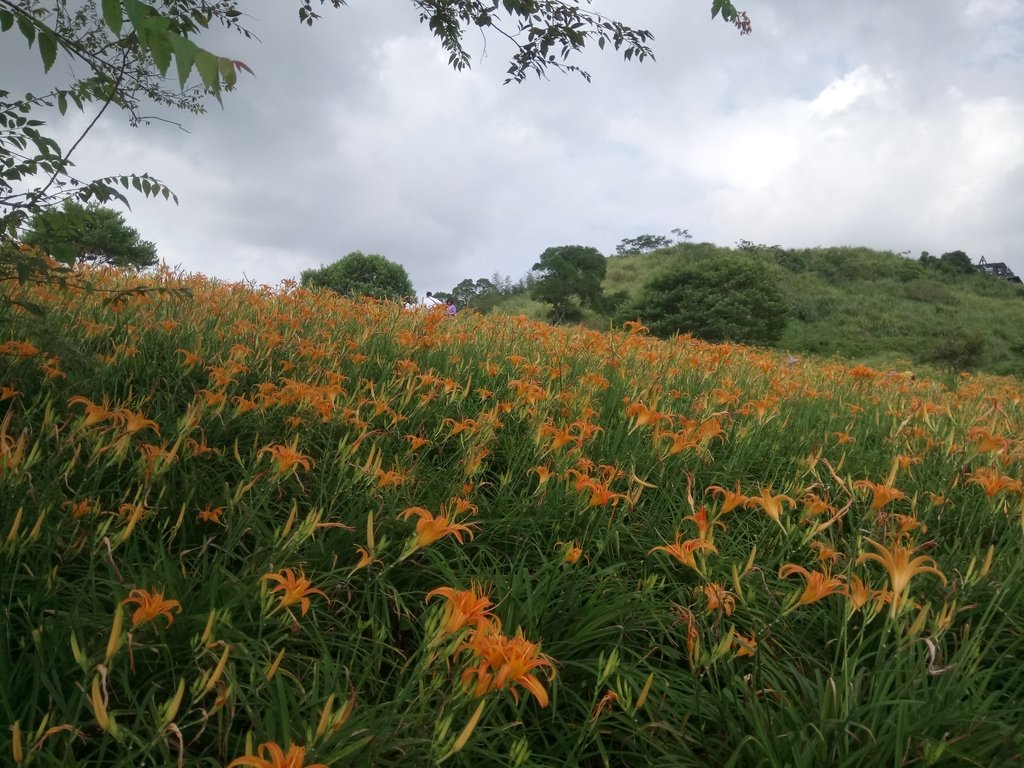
[617, 252, 788, 344]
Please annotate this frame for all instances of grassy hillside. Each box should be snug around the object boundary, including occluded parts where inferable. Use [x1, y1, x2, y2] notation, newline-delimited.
[2, 267, 1023, 766]
[493, 244, 1024, 377]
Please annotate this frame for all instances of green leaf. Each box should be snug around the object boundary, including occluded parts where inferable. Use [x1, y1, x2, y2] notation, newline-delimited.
[217, 57, 237, 89]
[193, 49, 219, 90]
[168, 33, 196, 88]
[146, 24, 172, 75]
[0, 9, 14, 32]
[101, 0, 123, 36]
[711, 0, 737, 21]
[17, 15, 36, 45]
[56, 92, 68, 115]
[38, 29, 58, 72]
[122, 0, 149, 31]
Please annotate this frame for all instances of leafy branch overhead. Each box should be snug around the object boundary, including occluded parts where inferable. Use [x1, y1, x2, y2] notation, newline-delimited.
[416, 0, 749, 83]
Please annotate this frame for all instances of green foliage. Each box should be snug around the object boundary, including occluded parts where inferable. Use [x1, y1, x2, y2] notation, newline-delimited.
[939, 250, 975, 274]
[300, 251, 414, 301]
[924, 327, 989, 372]
[619, 252, 788, 344]
[530, 244, 607, 324]
[449, 277, 501, 311]
[614, 233, 674, 256]
[903, 278, 956, 305]
[23, 200, 157, 269]
[920, 249, 981, 276]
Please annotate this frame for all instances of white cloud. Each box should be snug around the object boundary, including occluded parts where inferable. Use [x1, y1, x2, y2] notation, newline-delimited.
[809, 66, 887, 118]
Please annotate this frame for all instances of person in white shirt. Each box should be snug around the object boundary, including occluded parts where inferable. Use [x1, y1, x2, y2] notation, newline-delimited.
[422, 291, 443, 309]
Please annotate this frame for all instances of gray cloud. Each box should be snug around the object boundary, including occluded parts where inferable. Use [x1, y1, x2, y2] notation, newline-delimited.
[4, 0, 1022, 293]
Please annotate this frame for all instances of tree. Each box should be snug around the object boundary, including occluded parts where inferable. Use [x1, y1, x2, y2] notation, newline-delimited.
[920, 249, 976, 276]
[2, 0, 749, 290]
[617, 253, 787, 344]
[530, 244, 606, 324]
[300, 251, 413, 301]
[449, 276, 500, 309]
[939, 250, 975, 274]
[23, 200, 157, 269]
[614, 234, 674, 256]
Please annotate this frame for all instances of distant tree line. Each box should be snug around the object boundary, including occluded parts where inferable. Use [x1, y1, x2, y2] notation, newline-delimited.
[293, 234, 1020, 376]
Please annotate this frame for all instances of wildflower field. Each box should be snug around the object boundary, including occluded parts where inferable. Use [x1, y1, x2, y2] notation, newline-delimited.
[2, 268, 1023, 767]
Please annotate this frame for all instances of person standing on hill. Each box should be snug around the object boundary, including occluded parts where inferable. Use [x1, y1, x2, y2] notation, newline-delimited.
[445, 299, 457, 317]
[422, 291, 442, 309]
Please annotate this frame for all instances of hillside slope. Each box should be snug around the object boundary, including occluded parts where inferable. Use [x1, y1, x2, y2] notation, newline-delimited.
[492, 244, 1024, 377]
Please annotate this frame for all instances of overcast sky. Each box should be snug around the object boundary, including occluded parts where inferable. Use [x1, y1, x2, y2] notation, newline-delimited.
[7, 0, 1024, 294]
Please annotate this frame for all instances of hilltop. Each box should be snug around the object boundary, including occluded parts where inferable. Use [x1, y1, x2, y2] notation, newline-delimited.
[484, 243, 1024, 378]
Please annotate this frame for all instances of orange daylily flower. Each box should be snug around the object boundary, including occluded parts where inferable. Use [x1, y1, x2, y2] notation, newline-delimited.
[198, 505, 225, 523]
[856, 537, 947, 617]
[463, 447, 490, 477]
[68, 395, 116, 427]
[400, 506, 477, 551]
[122, 588, 182, 628]
[259, 441, 314, 476]
[648, 531, 717, 571]
[530, 465, 557, 489]
[62, 499, 96, 519]
[702, 583, 735, 616]
[625, 400, 666, 431]
[557, 540, 585, 564]
[733, 632, 757, 658]
[115, 408, 161, 435]
[582, 479, 628, 509]
[262, 568, 328, 616]
[809, 541, 843, 564]
[226, 741, 328, 768]
[175, 348, 203, 368]
[425, 583, 493, 637]
[657, 429, 702, 456]
[966, 467, 1022, 498]
[800, 492, 834, 518]
[894, 454, 922, 471]
[460, 621, 557, 707]
[0, 340, 40, 357]
[684, 506, 725, 543]
[967, 427, 1009, 454]
[404, 434, 431, 451]
[351, 545, 379, 572]
[707, 483, 749, 514]
[778, 563, 847, 607]
[374, 468, 407, 489]
[745, 487, 796, 527]
[41, 357, 66, 379]
[847, 575, 876, 612]
[853, 480, 906, 511]
[538, 422, 580, 452]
